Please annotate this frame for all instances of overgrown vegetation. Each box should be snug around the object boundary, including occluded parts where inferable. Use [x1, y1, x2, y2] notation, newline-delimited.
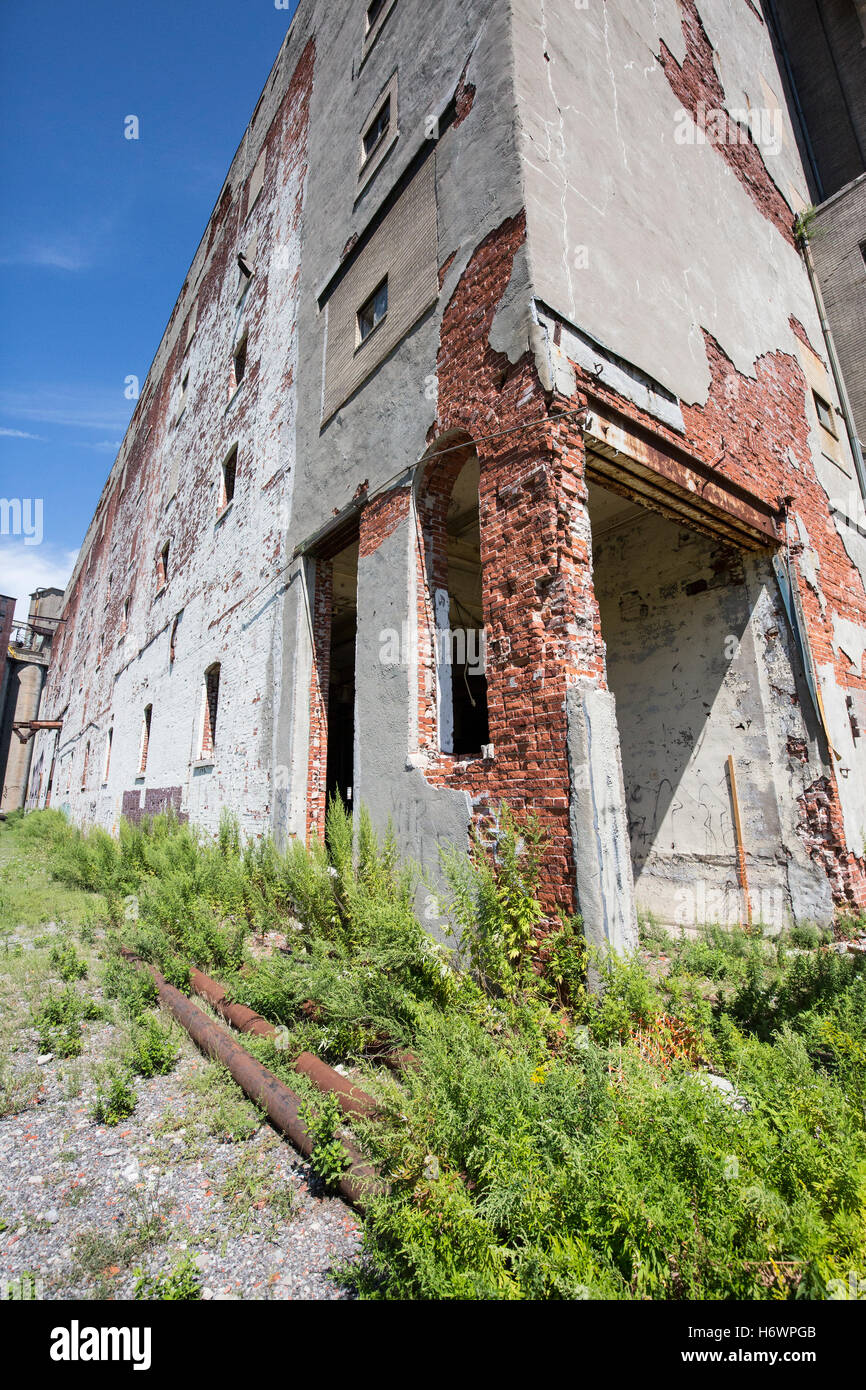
[15, 804, 866, 1300]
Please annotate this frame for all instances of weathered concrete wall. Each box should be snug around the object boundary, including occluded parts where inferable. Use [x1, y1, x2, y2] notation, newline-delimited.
[591, 499, 832, 927]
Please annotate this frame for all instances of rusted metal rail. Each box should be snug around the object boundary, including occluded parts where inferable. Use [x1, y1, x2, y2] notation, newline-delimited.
[119, 950, 383, 1211]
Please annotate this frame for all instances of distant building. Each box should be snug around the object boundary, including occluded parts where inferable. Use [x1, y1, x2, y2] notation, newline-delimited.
[0, 589, 64, 812]
[32, 0, 866, 951]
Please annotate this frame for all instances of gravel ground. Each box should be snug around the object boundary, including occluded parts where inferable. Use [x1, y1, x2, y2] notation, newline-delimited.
[0, 922, 362, 1302]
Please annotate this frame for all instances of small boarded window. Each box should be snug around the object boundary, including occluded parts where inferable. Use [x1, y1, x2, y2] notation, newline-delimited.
[813, 390, 837, 437]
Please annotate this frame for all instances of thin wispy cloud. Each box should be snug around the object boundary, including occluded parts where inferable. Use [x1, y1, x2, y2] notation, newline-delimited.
[0, 243, 89, 272]
[0, 387, 133, 435]
[0, 427, 45, 441]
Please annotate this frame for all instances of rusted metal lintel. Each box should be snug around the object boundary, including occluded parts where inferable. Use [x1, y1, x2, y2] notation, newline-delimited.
[584, 400, 781, 549]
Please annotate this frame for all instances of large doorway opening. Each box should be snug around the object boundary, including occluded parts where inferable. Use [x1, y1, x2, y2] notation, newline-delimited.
[586, 480, 772, 927]
[326, 541, 358, 812]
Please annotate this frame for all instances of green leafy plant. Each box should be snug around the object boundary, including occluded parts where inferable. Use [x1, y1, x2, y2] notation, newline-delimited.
[300, 1092, 350, 1190]
[33, 986, 102, 1058]
[92, 1065, 137, 1126]
[124, 1015, 179, 1078]
[49, 940, 88, 982]
[133, 1252, 202, 1301]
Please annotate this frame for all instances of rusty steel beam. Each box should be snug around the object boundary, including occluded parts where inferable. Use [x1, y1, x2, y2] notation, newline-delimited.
[119, 951, 383, 1210]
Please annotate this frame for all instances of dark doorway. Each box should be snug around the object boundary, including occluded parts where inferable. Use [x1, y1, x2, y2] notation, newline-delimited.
[326, 541, 358, 811]
[446, 457, 489, 756]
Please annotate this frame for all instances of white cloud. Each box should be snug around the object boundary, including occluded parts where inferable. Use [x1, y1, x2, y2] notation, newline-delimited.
[0, 427, 45, 441]
[0, 542, 78, 620]
[0, 243, 88, 273]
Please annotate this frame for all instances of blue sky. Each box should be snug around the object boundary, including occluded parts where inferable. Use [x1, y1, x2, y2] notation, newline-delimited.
[0, 0, 300, 616]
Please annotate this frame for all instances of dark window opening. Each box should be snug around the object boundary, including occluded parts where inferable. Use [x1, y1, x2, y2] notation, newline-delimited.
[326, 542, 358, 813]
[363, 98, 391, 163]
[140, 705, 152, 774]
[233, 336, 247, 390]
[220, 445, 237, 512]
[157, 541, 170, 590]
[358, 279, 388, 344]
[445, 456, 489, 756]
[81, 741, 90, 791]
[366, 0, 388, 32]
[202, 664, 220, 758]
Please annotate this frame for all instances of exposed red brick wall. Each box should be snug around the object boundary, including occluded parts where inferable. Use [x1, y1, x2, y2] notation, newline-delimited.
[415, 213, 607, 912]
[798, 776, 864, 912]
[358, 487, 411, 558]
[659, 0, 796, 248]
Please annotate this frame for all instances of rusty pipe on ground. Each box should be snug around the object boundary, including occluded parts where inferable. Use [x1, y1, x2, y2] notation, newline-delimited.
[186, 962, 380, 1120]
[119, 951, 383, 1211]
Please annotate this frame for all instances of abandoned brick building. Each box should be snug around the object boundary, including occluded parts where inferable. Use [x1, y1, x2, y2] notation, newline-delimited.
[29, 0, 866, 955]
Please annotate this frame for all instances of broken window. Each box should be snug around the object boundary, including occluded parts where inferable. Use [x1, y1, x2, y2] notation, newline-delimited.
[201, 663, 220, 759]
[81, 741, 90, 791]
[103, 727, 113, 784]
[219, 444, 238, 514]
[169, 613, 180, 664]
[177, 370, 190, 424]
[121, 597, 130, 635]
[358, 279, 388, 344]
[237, 236, 257, 299]
[139, 705, 152, 775]
[359, 73, 398, 186]
[366, 0, 388, 29]
[156, 541, 170, 591]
